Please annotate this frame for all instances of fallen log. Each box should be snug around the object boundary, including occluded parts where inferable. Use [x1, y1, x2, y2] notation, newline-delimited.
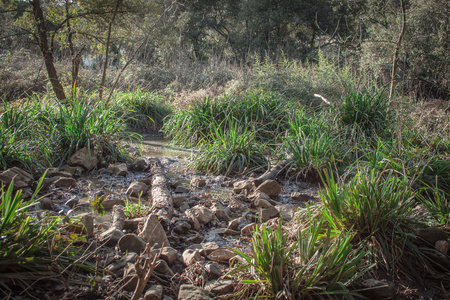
[253, 156, 292, 187]
[149, 158, 173, 219]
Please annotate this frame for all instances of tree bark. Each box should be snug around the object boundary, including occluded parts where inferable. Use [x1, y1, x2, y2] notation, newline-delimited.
[30, 0, 66, 102]
[149, 158, 173, 219]
[389, 0, 406, 100]
[99, 0, 122, 101]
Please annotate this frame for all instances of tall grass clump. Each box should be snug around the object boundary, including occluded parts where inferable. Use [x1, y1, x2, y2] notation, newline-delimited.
[0, 177, 95, 292]
[0, 94, 131, 172]
[113, 89, 172, 132]
[190, 120, 268, 175]
[417, 189, 450, 226]
[319, 170, 434, 277]
[163, 90, 290, 147]
[231, 217, 370, 299]
[335, 89, 391, 138]
[284, 110, 339, 180]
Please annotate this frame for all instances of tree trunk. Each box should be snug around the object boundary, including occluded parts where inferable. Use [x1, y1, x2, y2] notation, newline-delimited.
[99, 0, 122, 101]
[30, 0, 66, 102]
[389, 0, 406, 100]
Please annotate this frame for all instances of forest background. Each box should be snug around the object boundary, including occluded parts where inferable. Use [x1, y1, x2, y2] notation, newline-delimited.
[0, 0, 448, 103]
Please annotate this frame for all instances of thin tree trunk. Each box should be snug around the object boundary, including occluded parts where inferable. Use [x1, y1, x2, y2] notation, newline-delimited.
[389, 0, 406, 100]
[30, 0, 66, 102]
[99, 0, 122, 101]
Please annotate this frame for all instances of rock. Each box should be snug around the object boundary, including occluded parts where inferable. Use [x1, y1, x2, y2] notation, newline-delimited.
[207, 249, 235, 263]
[253, 198, 274, 209]
[173, 195, 188, 208]
[145, 285, 163, 300]
[138, 178, 152, 185]
[255, 180, 281, 198]
[205, 279, 234, 295]
[40, 178, 55, 191]
[178, 284, 212, 300]
[118, 234, 146, 254]
[275, 204, 295, 221]
[228, 217, 246, 231]
[124, 217, 144, 231]
[184, 210, 201, 231]
[126, 181, 149, 197]
[159, 247, 178, 265]
[182, 249, 203, 266]
[107, 163, 128, 176]
[61, 165, 84, 177]
[186, 205, 214, 225]
[39, 197, 53, 210]
[201, 242, 220, 255]
[54, 177, 77, 188]
[233, 180, 253, 194]
[102, 198, 126, 210]
[205, 262, 223, 279]
[173, 220, 192, 234]
[80, 213, 94, 237]
[129, 159, 147, 171]
[139, 215, 170, 248]
[211, 202, 230, 221]
[67, 148, 98, 171]
[421, 248, 450, 270]
[179, 202, 190, 213]
[416, 227, 449, 245]
[106, 253, 137, 276]
[360, 279, 396, 300]
[154, 259, 175, 277]
[46, 168, 73, 178]
[290, 192, 314, 202]
[191, 177, 207, 188]
[259, 206, 279, 222]
[241, 223, 257, 236]
[174, 185, 190, 193]
[123, 263, 138, 291]
[230, 255, 247, 266]
[185, 244, 203, 252]
[435, 240, 449, 255]
[0, 167, 33, 189]
[100, 227, 125, 247]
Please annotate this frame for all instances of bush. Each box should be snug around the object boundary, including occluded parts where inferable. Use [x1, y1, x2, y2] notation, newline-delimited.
[319, 170, 435, 277]
[190, 120, 268, 175]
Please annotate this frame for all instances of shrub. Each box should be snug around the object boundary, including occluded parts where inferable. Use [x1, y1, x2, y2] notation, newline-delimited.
[319, 170, 435, 277]
[336, 89, 390, 137]
[190, 120, 268, 175]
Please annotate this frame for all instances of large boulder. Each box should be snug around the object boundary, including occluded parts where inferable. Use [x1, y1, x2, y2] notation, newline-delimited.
[67, 148, 98, 171]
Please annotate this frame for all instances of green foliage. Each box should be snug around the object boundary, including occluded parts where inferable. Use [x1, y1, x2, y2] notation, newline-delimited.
[232, 216, 370, 299]
[0, 94, 129, 172]
[190, 120, 268, 175]
[124, 192, 151, 218]
[319, 170, 433, 276]
[291, 217, 369, 299]
[0, 176, 96, 291]
[417, 189, 450, 225]
[284, 110, 339, 179]
[232, 220, 288, 298]
[163, 90, 290, 147]
[113, 89, 172, 132]
[336, 89, 390, 136]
